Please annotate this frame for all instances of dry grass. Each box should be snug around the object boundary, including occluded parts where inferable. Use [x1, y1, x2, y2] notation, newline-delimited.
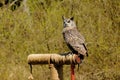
[0, 0, 120, 80]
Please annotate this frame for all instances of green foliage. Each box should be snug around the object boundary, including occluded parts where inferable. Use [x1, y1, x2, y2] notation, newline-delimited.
[0, 0, 120, 80]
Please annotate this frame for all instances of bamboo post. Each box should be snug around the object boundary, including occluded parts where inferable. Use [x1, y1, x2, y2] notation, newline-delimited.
[27, 53, 81, 80]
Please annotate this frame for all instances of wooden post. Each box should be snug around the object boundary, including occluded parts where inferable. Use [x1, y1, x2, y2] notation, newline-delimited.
[27, 53, 81, 80]
[49, 64, 63, 80]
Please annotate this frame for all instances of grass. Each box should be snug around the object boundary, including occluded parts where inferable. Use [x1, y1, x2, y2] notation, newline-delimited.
[0, 0, 120, 80]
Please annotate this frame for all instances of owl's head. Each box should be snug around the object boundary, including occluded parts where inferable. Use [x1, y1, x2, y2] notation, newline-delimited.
[62, 16, 76, 28]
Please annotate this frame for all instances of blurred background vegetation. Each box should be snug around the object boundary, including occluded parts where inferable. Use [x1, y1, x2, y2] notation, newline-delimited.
[0, 0, 120, 80]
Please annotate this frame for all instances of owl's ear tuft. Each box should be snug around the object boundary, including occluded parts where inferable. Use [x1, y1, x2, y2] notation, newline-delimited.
[70, 17, 74, 21]
[62, 16, 65, 20]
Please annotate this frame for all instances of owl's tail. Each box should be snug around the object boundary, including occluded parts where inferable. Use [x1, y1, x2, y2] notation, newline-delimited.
[83, 43, 88, 57]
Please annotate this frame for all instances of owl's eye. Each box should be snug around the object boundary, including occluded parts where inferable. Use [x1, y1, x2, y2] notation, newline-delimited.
[67, 20, 70, 23]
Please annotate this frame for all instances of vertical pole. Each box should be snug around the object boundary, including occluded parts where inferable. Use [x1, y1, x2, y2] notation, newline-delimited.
[71, 64, 75, 80]
[49, 64, 63, 80]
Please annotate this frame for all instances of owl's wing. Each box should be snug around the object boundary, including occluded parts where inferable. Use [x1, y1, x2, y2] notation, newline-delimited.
[67, 34, 87, 56]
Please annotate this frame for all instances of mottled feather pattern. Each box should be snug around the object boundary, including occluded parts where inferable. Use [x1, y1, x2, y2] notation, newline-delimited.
[62, 16, 88, 58]
[63, 27, 87, 56]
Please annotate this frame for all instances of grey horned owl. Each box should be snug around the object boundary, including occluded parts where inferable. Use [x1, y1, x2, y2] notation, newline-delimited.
[62, 16, 88, 60]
